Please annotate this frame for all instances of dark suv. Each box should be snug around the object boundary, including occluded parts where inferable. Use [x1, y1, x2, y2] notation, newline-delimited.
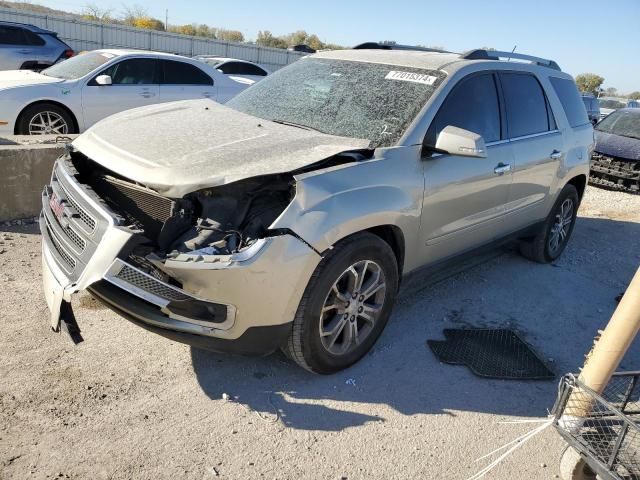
[0, 21, 73, 71]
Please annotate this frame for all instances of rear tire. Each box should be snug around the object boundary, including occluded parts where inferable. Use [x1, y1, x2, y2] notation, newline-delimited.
[16, 103, 76, 135]
[283, 232, 399, 374]
[519, 184, 579, 263]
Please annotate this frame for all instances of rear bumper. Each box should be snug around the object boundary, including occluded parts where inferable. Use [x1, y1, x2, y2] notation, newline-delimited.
[89, 280, 292, 355]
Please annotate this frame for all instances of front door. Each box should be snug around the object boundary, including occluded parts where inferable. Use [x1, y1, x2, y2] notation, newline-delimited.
[81, 57, 159, 129]
[420, 72, 513, 265]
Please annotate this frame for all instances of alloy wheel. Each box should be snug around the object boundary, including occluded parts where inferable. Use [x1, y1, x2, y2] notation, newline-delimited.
[28, 111, 69, 135]
[318, 260, 387, 356]
[548, 198, 574, 254]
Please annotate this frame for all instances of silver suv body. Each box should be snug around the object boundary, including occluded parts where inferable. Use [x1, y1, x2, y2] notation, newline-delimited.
[0, 21, 73, 71]
[40, 49, 592, 373]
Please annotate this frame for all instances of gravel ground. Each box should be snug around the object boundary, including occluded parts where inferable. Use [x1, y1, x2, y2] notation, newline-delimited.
[1, 186, 639, 480]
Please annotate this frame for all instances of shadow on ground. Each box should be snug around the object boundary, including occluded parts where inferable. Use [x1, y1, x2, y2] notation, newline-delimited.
[192, 216, 640, 431]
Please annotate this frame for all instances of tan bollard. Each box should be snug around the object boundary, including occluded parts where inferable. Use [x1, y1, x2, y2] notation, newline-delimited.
[562, 266, 640, 423]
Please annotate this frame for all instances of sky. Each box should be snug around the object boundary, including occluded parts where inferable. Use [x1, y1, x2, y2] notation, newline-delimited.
[34, 0, 640, 92]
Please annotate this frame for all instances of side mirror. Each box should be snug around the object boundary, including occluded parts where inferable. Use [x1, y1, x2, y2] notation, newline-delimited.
[434, 126, 487, 158]
[95, 74, 112, 86]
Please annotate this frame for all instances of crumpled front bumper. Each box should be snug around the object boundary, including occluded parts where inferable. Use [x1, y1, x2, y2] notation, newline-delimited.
[40, 157, 322, 353]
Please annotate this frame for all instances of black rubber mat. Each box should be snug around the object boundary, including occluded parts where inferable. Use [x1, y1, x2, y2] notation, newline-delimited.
[427, 329, 555, 380]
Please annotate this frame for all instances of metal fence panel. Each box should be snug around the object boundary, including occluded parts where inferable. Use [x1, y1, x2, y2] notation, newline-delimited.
[0, 6, 306, 69]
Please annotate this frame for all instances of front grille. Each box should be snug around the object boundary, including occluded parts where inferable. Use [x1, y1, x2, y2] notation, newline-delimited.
[590, 151, 640, 193]
[58, 178, 96, 231]
[45, 220, 76, 270]
[41, 159, 111, 281]
[63, 223, 86, 251]
[112, 262, 191, 302]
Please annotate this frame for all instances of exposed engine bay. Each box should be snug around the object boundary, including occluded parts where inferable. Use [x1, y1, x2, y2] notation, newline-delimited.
[69, 149, 371, 275]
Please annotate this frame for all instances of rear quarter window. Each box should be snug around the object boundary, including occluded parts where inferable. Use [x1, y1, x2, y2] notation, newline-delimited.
[550, 77, 590, 128]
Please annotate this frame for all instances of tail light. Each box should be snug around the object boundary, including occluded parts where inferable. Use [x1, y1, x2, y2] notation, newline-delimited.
[63, 49, 74, 59]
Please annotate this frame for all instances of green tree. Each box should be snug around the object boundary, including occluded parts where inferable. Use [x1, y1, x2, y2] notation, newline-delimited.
[628, 91, 640, 100]
[575, 73, 605, 95]
[196, 24, 213, 38]
[605, 87, 618, 97]
[256, 30, 287, 48]
[216, 29, 244, 42]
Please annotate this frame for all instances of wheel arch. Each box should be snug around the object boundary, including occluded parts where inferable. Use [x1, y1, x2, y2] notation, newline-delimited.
[365, 225, 406, 279]
[567, 174, 587, 201]
[15, 100, 80, 134]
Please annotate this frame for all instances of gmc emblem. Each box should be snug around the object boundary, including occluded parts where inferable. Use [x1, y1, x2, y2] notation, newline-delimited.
[49, 192, 66, 221]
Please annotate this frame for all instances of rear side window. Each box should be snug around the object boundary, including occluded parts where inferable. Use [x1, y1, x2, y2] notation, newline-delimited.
[0, 26, 44, 46]
[550, 77, 590, 128]
[500, 73, 554, 138]
[425, 73, 501, 146]
[219, 62, 267, 76]
[161, 60, 213, 85]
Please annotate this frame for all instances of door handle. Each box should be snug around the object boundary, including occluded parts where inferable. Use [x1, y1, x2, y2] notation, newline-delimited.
[494, 163, 512, 175]
[139, 93, 156, 98]
[550, 150, 563, 160]
[202, 92, 212, 98]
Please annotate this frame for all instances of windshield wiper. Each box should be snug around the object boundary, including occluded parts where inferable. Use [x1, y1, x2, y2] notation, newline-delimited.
[271, 119, 321, 133]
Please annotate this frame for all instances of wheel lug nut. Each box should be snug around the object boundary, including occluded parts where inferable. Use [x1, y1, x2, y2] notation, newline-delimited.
[350, 315, 355, 321]
[359, 295, 364, 301]
[344, 313, 349, 319]
[345, 301, 350, 307]
[358, 306, 363, 313]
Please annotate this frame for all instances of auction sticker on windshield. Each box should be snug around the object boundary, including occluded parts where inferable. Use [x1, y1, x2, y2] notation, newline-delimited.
[385, 71, 438, 85]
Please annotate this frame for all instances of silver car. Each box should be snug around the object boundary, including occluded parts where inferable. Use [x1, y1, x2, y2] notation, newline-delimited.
[40, 48, 593, 373]
[0, 21, 73, 71]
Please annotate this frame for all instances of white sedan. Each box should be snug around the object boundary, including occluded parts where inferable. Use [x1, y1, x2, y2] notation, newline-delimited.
[194, 56, 270, 85]
[0, 49, 251, 135]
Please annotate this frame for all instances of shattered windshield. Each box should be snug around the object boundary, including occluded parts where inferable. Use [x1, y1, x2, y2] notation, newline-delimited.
[596, 110, 640, 140]
[226, 57, 446, 148]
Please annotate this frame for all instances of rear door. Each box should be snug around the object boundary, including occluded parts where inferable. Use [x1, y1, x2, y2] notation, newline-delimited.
[0, 26, 43, 70]
[159, 59, 216, 102]
[498, 72, 563, 232]
[420, 72, 514, 264]
[81, 57, 159, 128]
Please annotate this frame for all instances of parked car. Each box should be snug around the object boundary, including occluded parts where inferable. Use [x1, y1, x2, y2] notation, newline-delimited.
[40, 48, 592, 373]
[627, 100, 640, 109]
[194, 56, 270, 84]
[0, 49, 250, 135]
[590, 108, 640, 193]
[581, 94, 600, 125]
[0, 21, 73, 71]
[599, 98, 627, 119]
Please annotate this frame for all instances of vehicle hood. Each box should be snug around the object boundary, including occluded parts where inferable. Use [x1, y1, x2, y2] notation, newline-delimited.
[594, 130, 640, 161]
[73, 99, 370, 198]
[0, 70, 63, 90]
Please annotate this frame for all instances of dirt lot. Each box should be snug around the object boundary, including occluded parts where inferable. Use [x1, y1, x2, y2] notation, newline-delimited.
[1, 186, 639, 480]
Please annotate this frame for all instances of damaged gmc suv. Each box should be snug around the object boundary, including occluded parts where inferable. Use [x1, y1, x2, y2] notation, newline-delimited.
[41, 49, 592, 373]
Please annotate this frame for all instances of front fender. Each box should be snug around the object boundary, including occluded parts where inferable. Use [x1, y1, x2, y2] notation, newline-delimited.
[272, 146, 424, 264]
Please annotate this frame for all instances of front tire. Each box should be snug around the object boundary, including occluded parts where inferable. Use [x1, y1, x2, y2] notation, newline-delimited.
[519, 184, 579, 263]
[16, 103, 76, 135]
[283, 232, 399, 374]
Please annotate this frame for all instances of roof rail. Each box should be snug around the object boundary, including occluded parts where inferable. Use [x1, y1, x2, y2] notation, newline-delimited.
[353, 42, 451, 54]
[460, 49, 561, 71]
